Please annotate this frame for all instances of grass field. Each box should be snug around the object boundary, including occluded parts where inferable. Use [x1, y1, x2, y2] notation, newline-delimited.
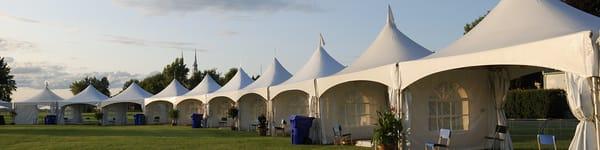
[0, 119, 577, 149]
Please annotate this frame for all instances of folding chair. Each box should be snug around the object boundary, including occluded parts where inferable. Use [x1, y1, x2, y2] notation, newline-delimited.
[332, 124, 352, 145]
[537, 134, 557, 150]
[425, 128, 451, 150]
[274, 119, 287, 136]
[484, 125, 508, 150]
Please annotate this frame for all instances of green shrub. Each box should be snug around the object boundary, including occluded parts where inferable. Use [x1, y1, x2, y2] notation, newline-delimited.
[505, 89, 571, 119]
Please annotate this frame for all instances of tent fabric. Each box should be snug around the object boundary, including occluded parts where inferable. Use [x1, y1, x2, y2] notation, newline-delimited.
[207, 97, 234, 128]
[565, 73, 597, 150]
[238, 94, 266, 131]
[176, 99, 203, 125]
[279, 35, 344, 85]
[60, 85, 109, 107]
[101, 83, 152, 107]
[429, 0, 600, 59]
[145, 101, 173, 124]
[13, 86, 63, 124]
[339, 5, 432, 74]
[145, 79, 189, 105]
[102, 103, 129, 125]
[243, 58, 292, 90]
[175, 76, 221, 105]
[488, 69, 513, 149]
[207, 68, 253, 102]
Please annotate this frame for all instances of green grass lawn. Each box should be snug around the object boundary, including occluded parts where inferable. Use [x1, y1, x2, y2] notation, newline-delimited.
[0, 125, 367, 150]
[0, 119, 578, 149]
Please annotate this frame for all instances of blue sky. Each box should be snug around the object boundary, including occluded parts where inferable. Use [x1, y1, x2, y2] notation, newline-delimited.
[0, 0, 498, 99]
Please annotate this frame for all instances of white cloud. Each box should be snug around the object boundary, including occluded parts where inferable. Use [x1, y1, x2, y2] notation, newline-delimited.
[0, 38, 37, 52]
[112, 0, 321, 15]
[103, 34, 204, 51]
[10, 62, 146, 89]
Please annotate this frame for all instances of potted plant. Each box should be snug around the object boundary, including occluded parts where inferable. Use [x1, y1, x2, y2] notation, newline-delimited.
[257, 114, 268, 136]
[9, 110, 17, 125]
[93, 110, 103, 126]
[169, 109, 179, 126]
[373, 110, 403, 150]
[227, 107, 239, 131]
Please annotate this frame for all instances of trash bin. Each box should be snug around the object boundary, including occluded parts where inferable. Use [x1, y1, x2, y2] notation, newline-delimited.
[0, 115, 5, 125]
[44, 115, 57, 125]
[191, 113, 203, 128]
[134, 114, 145, 125]
[289, 115, 315, 144]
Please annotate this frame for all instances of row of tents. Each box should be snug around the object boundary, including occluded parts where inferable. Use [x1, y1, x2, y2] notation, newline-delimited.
[6, 0, 600, 149]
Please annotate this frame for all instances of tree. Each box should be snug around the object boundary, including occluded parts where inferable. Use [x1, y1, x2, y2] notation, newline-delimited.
[69, 76, 111, 96]
[139, 73, 167, 94]
[0, 57, 16, 102]
[463, 1, 599, 34]
[563, 0, 600, 17]
[187, 69, 221, 89]
[219, 68, 238, 86]
[122, 79, 140, 91]
[162, 57, 189, 87]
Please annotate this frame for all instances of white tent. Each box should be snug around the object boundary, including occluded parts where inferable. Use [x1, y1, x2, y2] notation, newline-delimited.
[0, 100, 10, 110]
[144, 79, 188, 124]
[100, 83, 152, 125]
[269, 34, 345, 139]
[238, 58, 292, 131]
[59, 85, 109, 124]
[174, 76, 221, 125]
[206, 68, 253, 127]
[12, 85, 63, 124]
[389, 0, 599, 149]
[316, 5, 433, 144]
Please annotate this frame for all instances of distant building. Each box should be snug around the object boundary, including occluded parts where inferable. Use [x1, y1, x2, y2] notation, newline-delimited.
[543, 71, 567, 90]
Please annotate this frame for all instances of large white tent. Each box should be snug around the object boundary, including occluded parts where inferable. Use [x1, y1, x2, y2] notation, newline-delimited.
[174, 76, 221, 125]
[237, 58, 292, 131]
[206, 68, 253, 127]
[316, 5, 433, 144]
[59, 85, 108, 124]
[100, 83, 152, 125]
[269, 34, 345, 139]
[13, 85, 64, 124]
[144, 79, 189, 124]
[387, 0, 600, 149]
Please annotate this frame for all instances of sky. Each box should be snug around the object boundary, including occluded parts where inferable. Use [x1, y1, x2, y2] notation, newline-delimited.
[0, 0, 498, 100]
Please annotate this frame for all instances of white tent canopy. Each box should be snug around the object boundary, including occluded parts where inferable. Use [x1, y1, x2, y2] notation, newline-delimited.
[339, 5, 432, 74]
[206, 68, 254, 102]
[237, 58, 291, 131]
[315, 5, 432, 144]
[13, 85, 63, 124]
[174, 76, 221, 125]
[101, 83, 152, 125]
[101, 83, 152, 107]
[174, 75, 221, 105]
[145, 79, 189, 105]
[60, 85, 109, 107]
[392, 0, 599, 149]
[59, 85, 108, 124]
[144, 79, 188, 124]
[270, 34, 345, 98]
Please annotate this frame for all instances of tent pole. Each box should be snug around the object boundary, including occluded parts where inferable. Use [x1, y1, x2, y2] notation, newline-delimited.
[591, 76, 600, 150]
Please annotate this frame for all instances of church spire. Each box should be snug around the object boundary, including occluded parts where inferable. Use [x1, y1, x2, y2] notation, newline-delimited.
[193, 49, 198, 73]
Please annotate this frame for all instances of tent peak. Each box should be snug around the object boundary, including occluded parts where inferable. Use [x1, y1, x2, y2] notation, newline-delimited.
[387, 4, 395, 25]
[319, 33, 326, 47]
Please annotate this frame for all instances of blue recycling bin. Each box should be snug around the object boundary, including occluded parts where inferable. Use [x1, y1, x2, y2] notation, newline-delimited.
[191, 113, 203, 128]
[44, 115, 57, 125]
[134, 114, 145, 125]
[289, 115, 315, 144]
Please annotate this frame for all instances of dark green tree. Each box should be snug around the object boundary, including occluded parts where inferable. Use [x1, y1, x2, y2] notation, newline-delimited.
[187, 69, 221, 88]
[122, 79, 140, 91]
[139, 73, 167, 94]
[219, 68, 238, 85]
[0, 57, 16, 102]
[162, 57, 189, 87]
[69, 76, 111, 96]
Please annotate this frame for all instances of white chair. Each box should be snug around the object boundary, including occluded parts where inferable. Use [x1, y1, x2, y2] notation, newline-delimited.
[425, 128, 451, 150]
[537, 134, 557, 150]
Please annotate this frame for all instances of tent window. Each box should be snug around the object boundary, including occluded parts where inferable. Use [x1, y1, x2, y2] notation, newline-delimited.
[428, 83, 470, 131]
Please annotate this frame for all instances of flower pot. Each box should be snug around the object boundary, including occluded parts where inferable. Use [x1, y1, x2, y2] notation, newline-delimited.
[376, 143, 398, 150]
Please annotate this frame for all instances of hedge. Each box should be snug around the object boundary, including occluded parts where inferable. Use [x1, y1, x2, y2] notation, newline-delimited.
[505, 89, 571, 119]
